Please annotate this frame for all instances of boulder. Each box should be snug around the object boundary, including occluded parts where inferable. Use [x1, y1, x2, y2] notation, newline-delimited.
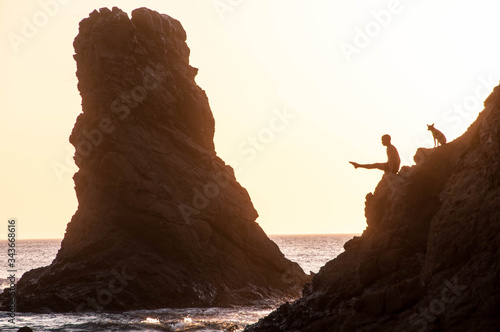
[0, 7, 308, 313]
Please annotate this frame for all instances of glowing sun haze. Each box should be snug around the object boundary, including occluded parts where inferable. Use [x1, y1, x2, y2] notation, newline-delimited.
[1, 0, 500, 239]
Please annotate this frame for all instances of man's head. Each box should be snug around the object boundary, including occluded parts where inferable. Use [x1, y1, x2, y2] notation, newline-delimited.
[381, 134, 391, 146]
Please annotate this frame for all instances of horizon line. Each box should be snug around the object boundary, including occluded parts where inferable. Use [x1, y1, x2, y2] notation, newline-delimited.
[0, 233, 362, 241]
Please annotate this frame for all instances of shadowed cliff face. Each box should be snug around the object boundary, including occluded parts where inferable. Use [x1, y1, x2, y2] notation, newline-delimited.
[246, 86, 500, 331]
[0, 7, 308, 313]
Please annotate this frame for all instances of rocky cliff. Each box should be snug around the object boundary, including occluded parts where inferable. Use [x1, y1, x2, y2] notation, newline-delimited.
[246, 86, 500, 331]
[0, 7, 307, 313]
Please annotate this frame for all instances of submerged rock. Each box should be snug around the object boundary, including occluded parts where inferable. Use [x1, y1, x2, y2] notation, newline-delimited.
[246, 85, 500, 330]
[0, 7, 307, 313]
[17, 328, 33, 332]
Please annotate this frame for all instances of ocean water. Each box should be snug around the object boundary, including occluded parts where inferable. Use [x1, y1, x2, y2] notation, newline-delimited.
[0, 234, 356, 331]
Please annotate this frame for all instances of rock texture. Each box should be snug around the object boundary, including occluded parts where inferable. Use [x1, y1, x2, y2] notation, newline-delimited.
[0, 7, 307, 313]
[246, 86, 500, 331]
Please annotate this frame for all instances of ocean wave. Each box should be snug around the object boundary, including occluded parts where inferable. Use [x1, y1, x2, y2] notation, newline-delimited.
[0, 311, 249, 332]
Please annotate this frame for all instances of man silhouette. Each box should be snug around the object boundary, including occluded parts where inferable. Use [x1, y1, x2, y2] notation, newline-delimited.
[350, 134, 400, 174]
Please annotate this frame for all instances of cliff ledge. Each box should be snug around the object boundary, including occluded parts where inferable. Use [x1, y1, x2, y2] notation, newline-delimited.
[246, 84, 500, 331]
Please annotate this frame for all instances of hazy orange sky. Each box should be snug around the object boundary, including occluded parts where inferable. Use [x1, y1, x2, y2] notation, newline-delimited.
[2, 0, 500, 239]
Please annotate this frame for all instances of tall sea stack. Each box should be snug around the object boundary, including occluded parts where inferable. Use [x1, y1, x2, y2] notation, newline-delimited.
[246, 85, 500, 330]
[1, 7, 307, 313]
